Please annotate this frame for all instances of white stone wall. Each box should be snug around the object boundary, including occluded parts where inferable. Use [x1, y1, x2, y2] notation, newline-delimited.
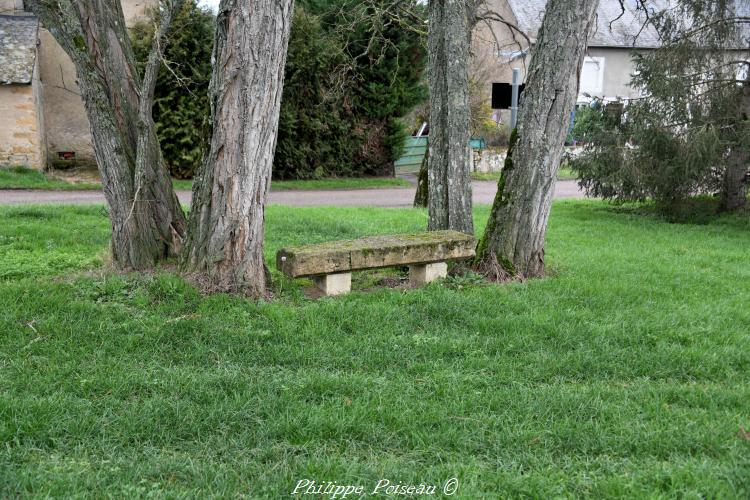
[473, 149, 506, 173]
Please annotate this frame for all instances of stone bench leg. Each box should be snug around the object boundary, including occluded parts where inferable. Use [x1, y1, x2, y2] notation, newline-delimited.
[313, 272, 352, 296]
[409, 262, 447, 286]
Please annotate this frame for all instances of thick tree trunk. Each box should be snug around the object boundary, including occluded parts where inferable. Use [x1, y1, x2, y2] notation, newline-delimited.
[28, 0, 186, 269]
[427, 0, 473, 234]
[476, 0, 599, 278]
[183, 0, 294, 296]
[721, 148, 749, 212]
[720, 80, 749, 212]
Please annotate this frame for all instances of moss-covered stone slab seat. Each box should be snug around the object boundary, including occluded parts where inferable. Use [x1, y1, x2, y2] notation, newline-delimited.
[276, 230, 477, 295]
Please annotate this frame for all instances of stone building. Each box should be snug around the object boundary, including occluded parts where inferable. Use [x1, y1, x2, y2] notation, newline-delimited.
[472, 0, 749, 124]
[0, 11, 44, 168]
[0, 0, 153, 169]
[471, 0, 661, 124]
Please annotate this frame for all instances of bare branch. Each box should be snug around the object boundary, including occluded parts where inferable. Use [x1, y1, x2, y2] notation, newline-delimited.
[129, 0, 184, 222]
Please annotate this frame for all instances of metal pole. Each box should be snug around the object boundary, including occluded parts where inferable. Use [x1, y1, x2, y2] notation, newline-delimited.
[510, 68, 520, 129]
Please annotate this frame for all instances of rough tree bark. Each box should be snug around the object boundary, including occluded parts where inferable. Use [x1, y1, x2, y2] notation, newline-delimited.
[427, 0, 474, 234]
[720, 77, 749, 212]
[476, 0, 599, 278]
[134, 0, 184, 220]
[183, 0, 294, 296]
[28, 0, 187, 269]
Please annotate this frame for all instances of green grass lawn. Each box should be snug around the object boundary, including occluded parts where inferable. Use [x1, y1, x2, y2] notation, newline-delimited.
[472, 167, 577, 182]
[0, 166, 101, 190]
[1, 201, 749, 497]
[0, 166, 409, 192]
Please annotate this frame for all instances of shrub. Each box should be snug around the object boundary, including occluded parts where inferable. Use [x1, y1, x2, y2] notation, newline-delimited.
[570, 102, 725, 215]
[275, 0, 426, 179]
[131, 0, 214, 179]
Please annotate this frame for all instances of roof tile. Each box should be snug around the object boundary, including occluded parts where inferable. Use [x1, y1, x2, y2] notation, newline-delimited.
[0, 15, 39, 84]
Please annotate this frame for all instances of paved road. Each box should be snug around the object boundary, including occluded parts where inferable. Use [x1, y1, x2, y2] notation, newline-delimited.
[0, 180, 585, 206]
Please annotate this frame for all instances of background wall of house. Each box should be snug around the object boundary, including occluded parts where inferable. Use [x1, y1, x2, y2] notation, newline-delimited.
[37, 0, 155, 168]
[585, 47, 643, 99]
[37, 28, 96, 167]
[31, 57, 47, 168]
[121, 0, 152, 23]
[0, 0, 25, 14]
[471, 0, 526, 124]
[470, 0, 653, 126]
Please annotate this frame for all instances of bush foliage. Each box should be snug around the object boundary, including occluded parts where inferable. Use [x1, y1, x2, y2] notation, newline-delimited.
[275, 2, 426, 179]
[131, 0, 214, 179]
[570, 102, 726, 215]
[569, 0, 749, 216]
[132, 1, 426, 180]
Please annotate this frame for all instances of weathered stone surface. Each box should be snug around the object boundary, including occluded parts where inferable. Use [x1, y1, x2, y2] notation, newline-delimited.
[314, 272, 352, 296]
[474, 149, 506, 173]
[0, 81, 43, 168]
[409, 262, 448, 286]
[276, 230, 476, 278]
[0, 15, 38, 85]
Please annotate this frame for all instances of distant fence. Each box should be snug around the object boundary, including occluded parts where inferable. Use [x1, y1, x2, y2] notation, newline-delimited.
[395, 137, 486, 174]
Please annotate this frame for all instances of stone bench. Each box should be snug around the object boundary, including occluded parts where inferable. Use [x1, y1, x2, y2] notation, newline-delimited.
[276, 230, 477, 296]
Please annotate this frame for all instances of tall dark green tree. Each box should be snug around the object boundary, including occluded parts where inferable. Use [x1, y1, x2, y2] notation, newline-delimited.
[274, 0, 427, 179]
[572, 0, 749, 215]
[131, 0, 214, 179]
[274, 8, 354, 179]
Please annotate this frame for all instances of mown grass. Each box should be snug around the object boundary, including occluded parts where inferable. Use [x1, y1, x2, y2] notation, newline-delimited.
[0, 166, 409, 192]
[471, 167, 577, 182]
[1, 202, 749, 497]
[0, 166, 101, 191]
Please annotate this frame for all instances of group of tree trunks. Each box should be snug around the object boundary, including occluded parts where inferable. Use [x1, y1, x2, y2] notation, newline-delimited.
[37, 0, 740, 294]
[30, 0, 292, 295]
[30, 0, 602, 292]
[427, 0, 600, 279]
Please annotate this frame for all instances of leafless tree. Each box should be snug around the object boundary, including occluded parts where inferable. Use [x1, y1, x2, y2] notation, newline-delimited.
[27, 0, 187, 269]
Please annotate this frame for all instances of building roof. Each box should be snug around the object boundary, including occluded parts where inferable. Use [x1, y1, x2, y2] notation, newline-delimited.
[507, 0, 661, 48]
[0, 15, 39, 84]
[507, 0, 750, 49]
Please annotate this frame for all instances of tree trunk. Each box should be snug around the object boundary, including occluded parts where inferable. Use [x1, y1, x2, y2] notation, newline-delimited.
[413, 147, 429, 207]
[182, 0, 294, 296]
[28, 0, 186, 269]
[427, 0, 473, 234]
[720, 79, 749, 212]
[134, 0, 184, 222]
[476, 0, 599, 278]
